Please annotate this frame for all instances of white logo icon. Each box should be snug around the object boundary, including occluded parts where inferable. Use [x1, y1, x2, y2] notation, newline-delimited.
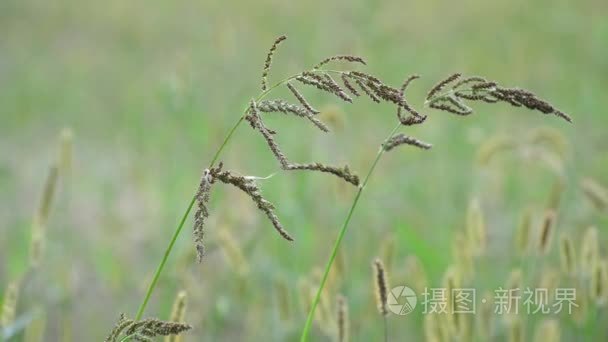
[388, 286, 417, 315]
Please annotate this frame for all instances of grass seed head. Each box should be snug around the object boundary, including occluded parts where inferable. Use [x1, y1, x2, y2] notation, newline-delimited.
[372, 258, 389, 316]
[538, 209, 556, 255]
[336, 294, 349, 342]
[580, 178, 608, 211]
[1, 279, 21, 328]
[559, 233, 576, 276]
[580, 226, 599, 277]
[165, 291, 188, 342]
[261, 35, 287, 91]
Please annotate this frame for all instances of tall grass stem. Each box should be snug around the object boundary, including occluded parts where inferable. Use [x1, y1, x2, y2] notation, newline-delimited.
[300, 123, 401, 341]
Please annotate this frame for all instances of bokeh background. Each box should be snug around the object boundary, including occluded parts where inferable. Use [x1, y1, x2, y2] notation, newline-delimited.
[1, 0, 607, 340]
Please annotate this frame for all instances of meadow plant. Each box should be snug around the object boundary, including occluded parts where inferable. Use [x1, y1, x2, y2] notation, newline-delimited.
[119, 34, 571, 340]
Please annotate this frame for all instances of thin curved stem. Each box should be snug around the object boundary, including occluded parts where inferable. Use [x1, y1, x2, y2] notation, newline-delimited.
[300, 123, 401, 341]
[133, 72, 304, 322]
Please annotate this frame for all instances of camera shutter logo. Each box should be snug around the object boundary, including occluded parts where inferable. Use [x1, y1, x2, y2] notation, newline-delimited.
[388, 285, 417, 315]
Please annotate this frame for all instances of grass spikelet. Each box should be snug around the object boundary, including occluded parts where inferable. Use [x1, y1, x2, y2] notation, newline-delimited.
[476, 135, 517, 165]
[442, 266, 462, 336]
[396, 75, 426, 124]
[211, 164, 293, 242]
[217, 228, 249, 276]
[261, 35, 287, 91]
[257, 99, 328, 132]
[287, 163, 359, 186]
[248, 100, 360, 185]
[590, 259, 608, 306]
[537, 209, 556, 255]
[285, 82, 320, 114]
[336, 295, 349, 342]
[580, 178, 608, 211]
[490, 87, 572, 123]
[515, 209, 533, 256]
[533, 319, 560, 342]
[426, 73, 461, 101]
[558, 233, 576, 276]
[580, 226, 599, 277]
[466, 198, 486, 256]
[341, 74, 360, 97]
[404, 255, 428, 295]
[354, 79, 380, 103]
[429, 97, 472, 116]
[372, 258, 389, 316]
[164, 291, 187, 342]
[1, 279, 21, 328]
[105, 314, 191, 342]
[430, 75, 571, 122]
[313, 55, 366, 69]
[193, 168, 214, 261]
[383, 133, 432, 152]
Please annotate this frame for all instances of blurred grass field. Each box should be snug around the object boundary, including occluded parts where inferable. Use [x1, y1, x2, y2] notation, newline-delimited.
[1, 0, 607, 340]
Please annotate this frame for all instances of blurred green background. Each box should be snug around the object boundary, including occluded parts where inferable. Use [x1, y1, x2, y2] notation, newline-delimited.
[1, 0, 607, 340]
